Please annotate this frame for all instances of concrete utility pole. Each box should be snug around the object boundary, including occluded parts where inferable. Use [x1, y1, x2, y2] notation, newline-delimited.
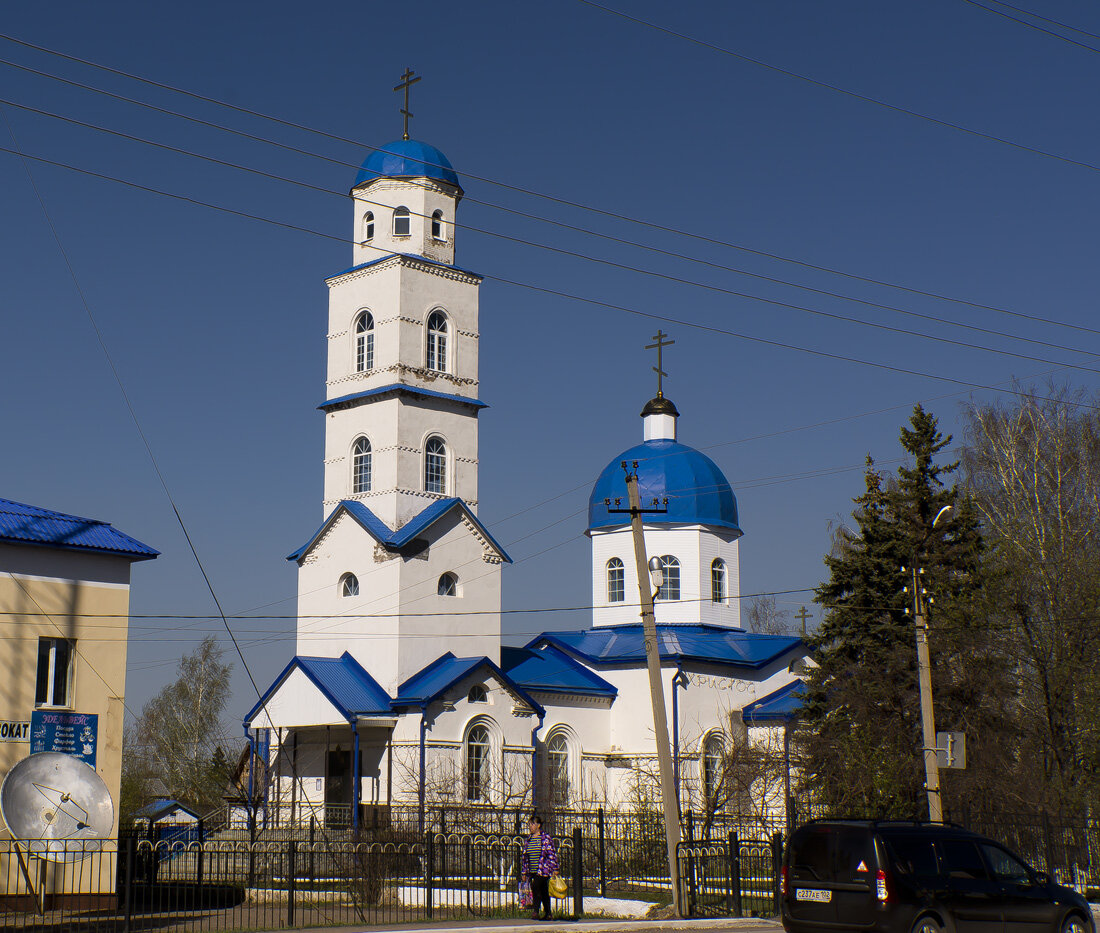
[907, 504, 952, 824]
[617, 465, 682, 915]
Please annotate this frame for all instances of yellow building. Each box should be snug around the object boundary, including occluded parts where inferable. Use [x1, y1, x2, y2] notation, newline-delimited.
[0, 497, 156, 903]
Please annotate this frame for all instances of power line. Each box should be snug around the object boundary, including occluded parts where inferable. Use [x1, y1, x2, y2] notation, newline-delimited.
[959, 0, 1100, 53]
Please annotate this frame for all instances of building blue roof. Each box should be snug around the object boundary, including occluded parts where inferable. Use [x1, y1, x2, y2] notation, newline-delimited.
[319, 384, 487, 414]
[392, 652, 545, 715]
[741, 679, 805, 724]
[501, 645, 617, 698]
[529, 624, 803, 671]
[287, 498, 511, 563]
[0, 497, 158, 560]
[134, 799, 202, 822]
[245, 652, 392, 726]
[354, 139, 462, 191]
[588, 440, 741, 534]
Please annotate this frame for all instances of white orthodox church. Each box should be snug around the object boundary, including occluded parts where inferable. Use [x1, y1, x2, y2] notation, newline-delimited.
[244, 132, 809, 829]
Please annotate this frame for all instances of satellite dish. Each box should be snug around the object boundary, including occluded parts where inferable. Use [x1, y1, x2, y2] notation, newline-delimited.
[1, 752, 114, 862]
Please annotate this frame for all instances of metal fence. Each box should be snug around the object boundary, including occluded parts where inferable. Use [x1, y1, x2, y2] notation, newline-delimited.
[0, 830, 586, 932]
[677, 834, 782, 919]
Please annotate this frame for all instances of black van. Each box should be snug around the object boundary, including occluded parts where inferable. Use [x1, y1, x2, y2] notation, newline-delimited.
[781, 819, 1094, 933]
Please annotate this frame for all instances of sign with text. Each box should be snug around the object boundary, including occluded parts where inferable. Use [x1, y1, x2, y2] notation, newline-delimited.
[0, 721, 30, 742]
[30, 711, 98, 767]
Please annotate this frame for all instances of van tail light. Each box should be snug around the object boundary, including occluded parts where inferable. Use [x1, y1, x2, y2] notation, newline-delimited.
[780, 865, 788, 897]
[875, 868, 889, 903]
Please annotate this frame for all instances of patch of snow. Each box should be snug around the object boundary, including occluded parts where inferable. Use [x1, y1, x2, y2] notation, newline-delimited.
[393, 886, 654, 917]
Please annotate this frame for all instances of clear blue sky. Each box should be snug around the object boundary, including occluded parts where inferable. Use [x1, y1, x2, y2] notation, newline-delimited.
[3, 0, 1099, 736]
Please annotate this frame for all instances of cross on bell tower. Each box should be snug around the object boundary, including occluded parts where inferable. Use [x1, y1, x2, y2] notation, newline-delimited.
[394, 67, 422, 140]
[645, 330, 675, 398]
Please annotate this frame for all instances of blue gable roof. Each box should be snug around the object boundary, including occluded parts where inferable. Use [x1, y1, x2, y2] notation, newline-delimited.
[393, 652, 544, 715]
[319, 384, 487, 414]
[529, 624, 803, 671]
[0, 497, 158, 560]
[501, 644, 617, 698]
[245, 652, 391, 726]
[742, 679, 805, 724]
[287, 498, 511, 563]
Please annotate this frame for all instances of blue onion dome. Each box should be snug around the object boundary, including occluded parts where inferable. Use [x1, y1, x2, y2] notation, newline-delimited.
[588, 438, 742, 534]
[353, 139, 462, 192]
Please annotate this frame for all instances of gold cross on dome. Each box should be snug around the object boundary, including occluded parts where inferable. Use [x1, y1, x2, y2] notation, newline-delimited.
[393, 68, 422, 140]
[645, 330, 675, 397]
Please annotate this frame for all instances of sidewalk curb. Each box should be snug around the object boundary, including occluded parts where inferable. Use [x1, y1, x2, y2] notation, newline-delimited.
[288, 919, 782, 933]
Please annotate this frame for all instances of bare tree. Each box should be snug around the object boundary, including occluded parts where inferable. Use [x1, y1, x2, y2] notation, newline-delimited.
[746, 595, 793, 635]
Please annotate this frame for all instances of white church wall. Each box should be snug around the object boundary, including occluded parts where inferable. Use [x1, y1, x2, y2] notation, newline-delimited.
[351, 179, 458, 268]
[696, 532, 742, 629]
[325, 262, 403, 398]
[250, 667, 349, 730]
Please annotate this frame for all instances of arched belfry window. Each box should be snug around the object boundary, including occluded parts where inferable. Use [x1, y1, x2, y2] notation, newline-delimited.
[466, 724, 491, 801]
[655, 555, 680, 601]
[352, 437, 371, 494]
[438, 572, 458, 597]
[424, 436, 446, 494]
[393, 206, 411, 237]
[426, 311, 448, 373]
[467, 684, 487, 704]
[340, 573, 359, 598]
[607, 558, 625, 603]
[711, 559, 727, 604]
[431, 210, 444, 241]
[355, 311, 374, 373]
[703, 734, 724, 801]
[363, 211, 374, 241]
[548, 732, 570, 806]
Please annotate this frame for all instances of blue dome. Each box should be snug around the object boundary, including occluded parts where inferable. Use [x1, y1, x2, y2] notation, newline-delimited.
[354, 139, 461, 190]
[588, 439, 742, 534]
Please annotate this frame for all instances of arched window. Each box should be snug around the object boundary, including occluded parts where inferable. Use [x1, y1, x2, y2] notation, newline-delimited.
[393, 206, 411, 237]
[655, 555, 680, 601]
[703, 734, 724, 802]
[548, 732, 570, 806]
[363, 211, 374, 241]
[438, 572, 458, 597]
[424, 436, 446, 494]
[467, 684, 487, 704]
[426, 311, 448, 373]
[352, 437, 371, 494]
[607, 557, 625, 603]
[466, 725, 490, 801]
[340, 573, 359, 598]
[431, 210, 444, 241]
[355, 312, 374, 373]
[711, 559, 727, 604]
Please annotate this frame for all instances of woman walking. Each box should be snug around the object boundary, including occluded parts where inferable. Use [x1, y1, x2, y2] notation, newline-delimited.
[522, 813, 558, 920]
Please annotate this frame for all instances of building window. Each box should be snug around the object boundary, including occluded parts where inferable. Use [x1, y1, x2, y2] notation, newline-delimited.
[393, 206, 411, 237]
[466, 725, 490, 801]
[35, 638, 73, 707]
[425, 436, 446, 494]
[711, 559, 727, 603]
[352, 437, 372, 494]
[655, 555, 680, 601]
[607, 557, 625, 603]
[426, 310, 448, 373]
[548, 732, 570, 806]
[468, 684, 488, 704]
[340, 573, 359, 597]
[431, 210, 444, 241]
[438, 572, 458, 596]
[703, 734, 724, 802]
[363, 211, 374, 241]
[355, 312, 374, 373]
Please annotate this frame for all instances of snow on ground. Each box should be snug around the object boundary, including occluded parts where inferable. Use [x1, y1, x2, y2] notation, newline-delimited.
[394, 887, 655, 918]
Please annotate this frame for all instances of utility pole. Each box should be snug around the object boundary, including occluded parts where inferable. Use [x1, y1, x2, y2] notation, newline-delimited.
[794, 606, 812, 637]
[608, 463, 682, 915]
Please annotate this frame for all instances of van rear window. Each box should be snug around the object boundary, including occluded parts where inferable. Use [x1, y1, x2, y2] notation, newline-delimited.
[835, 828, 873, 883]
[885, 835, 938, 878]
[790, 829, 831, 881]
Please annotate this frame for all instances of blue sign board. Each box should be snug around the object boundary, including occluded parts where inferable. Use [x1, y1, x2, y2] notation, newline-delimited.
[30, 711, 98, 767]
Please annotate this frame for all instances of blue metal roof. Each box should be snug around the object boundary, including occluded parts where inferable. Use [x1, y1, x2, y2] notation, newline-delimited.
[326, 252, 481, 283]
[319, 384, 487, 413]
[134, 798, 202, 822]
[588, 440, 742, 534]
[392, 652, 544, 715]
[0, 497, 158, 560]
[501, 644, 617, 698]
[529, 624, 803, 671]
[741, 679, 805, 724]
[245, 652, 391, 726]
[354, 139, 462, 191]
[287, 498, 511, 563]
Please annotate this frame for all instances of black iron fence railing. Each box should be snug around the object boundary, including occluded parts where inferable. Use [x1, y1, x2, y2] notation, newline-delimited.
[677, 834, 783, 919]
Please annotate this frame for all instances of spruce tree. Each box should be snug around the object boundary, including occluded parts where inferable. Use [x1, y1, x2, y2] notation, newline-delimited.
[800, 406, 1010, 818]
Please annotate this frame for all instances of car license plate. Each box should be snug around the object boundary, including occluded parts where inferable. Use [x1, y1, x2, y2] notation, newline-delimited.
[795, 888, 832, 903]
